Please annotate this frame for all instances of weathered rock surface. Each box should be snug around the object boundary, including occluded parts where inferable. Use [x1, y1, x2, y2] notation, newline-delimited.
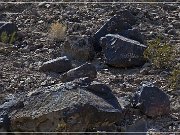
[100, 34, 147, 68]
[62, 35, 95, 61]
[61, 63, 97, 82]
[10, 78, 123, 132]
[39, 56, 72, 73]
[132, 83, 170, 117]
[119, 28, 145, 44]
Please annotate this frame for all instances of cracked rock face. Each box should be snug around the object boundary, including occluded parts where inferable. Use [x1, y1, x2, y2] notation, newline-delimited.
[10, 78, 123, 132]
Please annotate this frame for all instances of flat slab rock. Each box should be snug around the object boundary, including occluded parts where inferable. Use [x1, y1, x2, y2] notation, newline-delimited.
[60, 63, 97, 82]
[10, 78, 123, 132]
[100, 34, 147, 68]
[39, 56, 72, 73]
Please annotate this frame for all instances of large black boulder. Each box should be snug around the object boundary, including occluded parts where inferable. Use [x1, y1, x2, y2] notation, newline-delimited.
[100, 34, 147, 68]
[10, 78, 123, 132]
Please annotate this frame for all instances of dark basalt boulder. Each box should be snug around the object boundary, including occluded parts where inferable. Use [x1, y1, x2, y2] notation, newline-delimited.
[61, 63, 97, 82]
[119, 28, 145, 44]
[100, 34, 147, 68]
[132, 83, 170, 117]
[10, 78, 123, 132]
[93, 10, 137, 52]
[39, 56, 72, 73]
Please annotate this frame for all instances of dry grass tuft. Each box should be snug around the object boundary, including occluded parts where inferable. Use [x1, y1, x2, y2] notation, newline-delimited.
[49, 21, 67, 41]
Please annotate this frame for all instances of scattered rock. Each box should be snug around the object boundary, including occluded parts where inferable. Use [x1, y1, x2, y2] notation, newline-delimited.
[0, 95, 24, 113]
[61, 63, 97, 82]
[132, 83, 170, 117]
[140, 67, 151, 75]
[13, 61, 24, 68]
[62, 35, 95, 61]
[126, 118, 148, 135]
[167, 29, 177, 35]
[100, 34, 147, 68]
[39, 56, 72, 73]
[163, 4, 178, 11]
[10, 78, 123, 132]
[172, 21, 180, 29]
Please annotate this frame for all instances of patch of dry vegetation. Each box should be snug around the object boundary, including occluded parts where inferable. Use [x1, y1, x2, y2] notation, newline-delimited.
[49, 21, 67, 42]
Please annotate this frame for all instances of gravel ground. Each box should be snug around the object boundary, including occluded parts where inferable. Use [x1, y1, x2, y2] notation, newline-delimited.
[0, 1, 179, 132]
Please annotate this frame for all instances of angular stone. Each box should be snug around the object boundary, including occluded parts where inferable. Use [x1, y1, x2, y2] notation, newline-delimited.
[126, 118, 148, 135]
[132, 84, 170, 117]
[61, 63, 97, 82]
[93, 10, 137, 52]
[10, 78, 123, 132]
[93, 16, 132, 52]
[39, 56, 72, 73]
[100, 34, 147, 68]
[62, 35, 95, 61]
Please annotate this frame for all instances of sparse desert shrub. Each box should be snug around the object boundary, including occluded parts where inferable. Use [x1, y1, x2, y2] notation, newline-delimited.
[49, 21, 67, 42]
[169, 64, 180, 90]
[9, 32, 17, 44]
[144, 38, 180, 90]
[1, 32, 9, 43]
[143, 38, 174, 69]
[0, 31, 17, 44]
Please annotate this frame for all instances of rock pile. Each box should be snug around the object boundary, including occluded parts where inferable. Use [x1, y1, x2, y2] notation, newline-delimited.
[0, 3, 178, 133]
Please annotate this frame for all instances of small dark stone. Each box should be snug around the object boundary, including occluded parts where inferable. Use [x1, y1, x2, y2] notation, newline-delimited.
[126, 118, 147, 135]
[61, 63, 97, 82]
[62, 35, 95, 61]
[39, 56, 72, 73]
